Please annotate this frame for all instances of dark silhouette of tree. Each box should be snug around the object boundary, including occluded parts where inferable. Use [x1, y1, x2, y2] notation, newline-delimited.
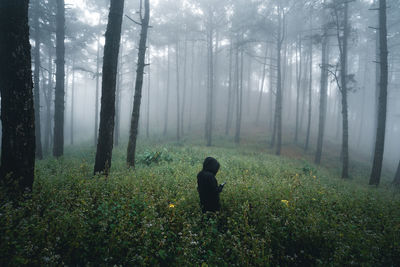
[94, 0, 125, 175]
[53, 0, 65, 158]
[0, 0, 36, 197]
[370, 0, 388, 186]
[127, 0, 150, 167]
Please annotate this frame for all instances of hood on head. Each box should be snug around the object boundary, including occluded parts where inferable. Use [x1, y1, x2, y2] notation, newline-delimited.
[202, 157, 220, 174]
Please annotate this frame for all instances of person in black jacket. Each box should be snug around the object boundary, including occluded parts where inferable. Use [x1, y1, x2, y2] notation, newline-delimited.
[197, 157, 225, 213]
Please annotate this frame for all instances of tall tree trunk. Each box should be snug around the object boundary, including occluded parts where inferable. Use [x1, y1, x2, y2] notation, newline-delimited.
[53, 0, 65, 158]
[115, 45, 122, 146]
[274, 9, 284, 155]
[94, 0, 125, 174]
[294, 36, 302, 143]
[234, 45, 244, 144]
[315, 29, 329, 164]
[175, 41, 181, 142]
[305, 34, 313, 151]
[180, 37, 187, 137]
[126, 0, 149, 167]
[70, 61, 75, 145]
[256, 44, 268, 126]
[188, 41, 195, 132]
[163, 45, 170, 136]
[370, 0, 388, 186]
[394, 160, 400, 186]
[0, 0, 36, 197]
[44, 47, 53, 154]
[205, 16, 214, 146]
[225, 41, 233, 135]
[94, 36, 101, 146]
[146, 47, 150, 138]
[33, 0, 43, 159]
[340, 2, 350, 179]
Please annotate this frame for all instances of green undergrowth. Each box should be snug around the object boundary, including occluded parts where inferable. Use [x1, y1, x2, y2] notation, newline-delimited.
[1, 142, 399, 266]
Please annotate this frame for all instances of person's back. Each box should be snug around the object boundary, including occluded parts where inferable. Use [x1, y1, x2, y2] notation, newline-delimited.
[197, 157, 224, 213]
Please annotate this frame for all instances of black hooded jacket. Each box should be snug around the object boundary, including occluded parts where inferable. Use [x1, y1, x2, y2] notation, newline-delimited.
[197, 157, 223, 213]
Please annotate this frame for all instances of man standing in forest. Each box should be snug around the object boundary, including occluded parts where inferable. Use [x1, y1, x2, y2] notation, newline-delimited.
[197, 157, 225, 213]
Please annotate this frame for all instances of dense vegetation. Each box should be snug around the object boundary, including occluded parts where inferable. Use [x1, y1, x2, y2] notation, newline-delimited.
[1, 138, 399, 266]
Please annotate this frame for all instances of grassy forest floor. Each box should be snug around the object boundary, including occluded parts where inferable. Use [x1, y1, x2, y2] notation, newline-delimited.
[1, 134, 400, 266]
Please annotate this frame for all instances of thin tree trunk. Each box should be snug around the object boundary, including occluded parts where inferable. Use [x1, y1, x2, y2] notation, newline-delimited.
[370, 0, 388, 186]
[70, 60, 75, 145]
[305, 32, 313, 151]
[115, 44, 122, 146]
[0, 0, 36, 197]
[206, 16, 214, 146]
[53, 0, 65, 158]
[33, 0, 43, 159]
[146, 47, 150, 138]
[94, 0, 125, 174]
[94, 36, 101, 146]
[225, 40, 233, 135]
[188, 41, 195, 132]
[44, 47, 53, 154]
[126, 0, 149, 167]
[256, 44, 268, 126]
[294, 36, 302, 143]
[180, 37, 187, 137]
[175, 41, 181, 142]
[315, 30, 329, 164]
[340, 2, 350, 179]
[235, 45, 244, 144]
[163, 45, 170, 136]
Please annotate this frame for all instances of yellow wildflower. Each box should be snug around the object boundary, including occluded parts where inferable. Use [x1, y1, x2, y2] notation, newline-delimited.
[313, 175, 316, 179]
[281, 200, 289, 207]
[168, 203, 175, 208]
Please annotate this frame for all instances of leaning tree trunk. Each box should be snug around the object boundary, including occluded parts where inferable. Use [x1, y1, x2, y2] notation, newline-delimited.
[126, 0, 150, 168]
[94, 0, 125, 174]
[33, 0, 43, 159]
[0, 0, 36, 197]
[53, 0, 65, 158]
[370, 0, 388, 186]
[315, 29, 329, 164]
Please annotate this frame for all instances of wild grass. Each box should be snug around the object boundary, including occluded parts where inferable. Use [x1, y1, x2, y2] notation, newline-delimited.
[1, 138, 399, 266]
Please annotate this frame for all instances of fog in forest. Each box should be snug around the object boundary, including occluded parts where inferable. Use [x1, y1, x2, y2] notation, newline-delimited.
[20, 0, 398, 172]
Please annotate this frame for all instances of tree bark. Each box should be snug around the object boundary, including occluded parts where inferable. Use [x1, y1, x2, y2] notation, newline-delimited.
[370, 0, 388, 186]
[115, 44, 123, 146]
[146, 47, 150, 138]
[94, 0, 125, 174]
[126, 0, 150, 168]
[0, 0, 36, 197]
[53, 0, 65, 158]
